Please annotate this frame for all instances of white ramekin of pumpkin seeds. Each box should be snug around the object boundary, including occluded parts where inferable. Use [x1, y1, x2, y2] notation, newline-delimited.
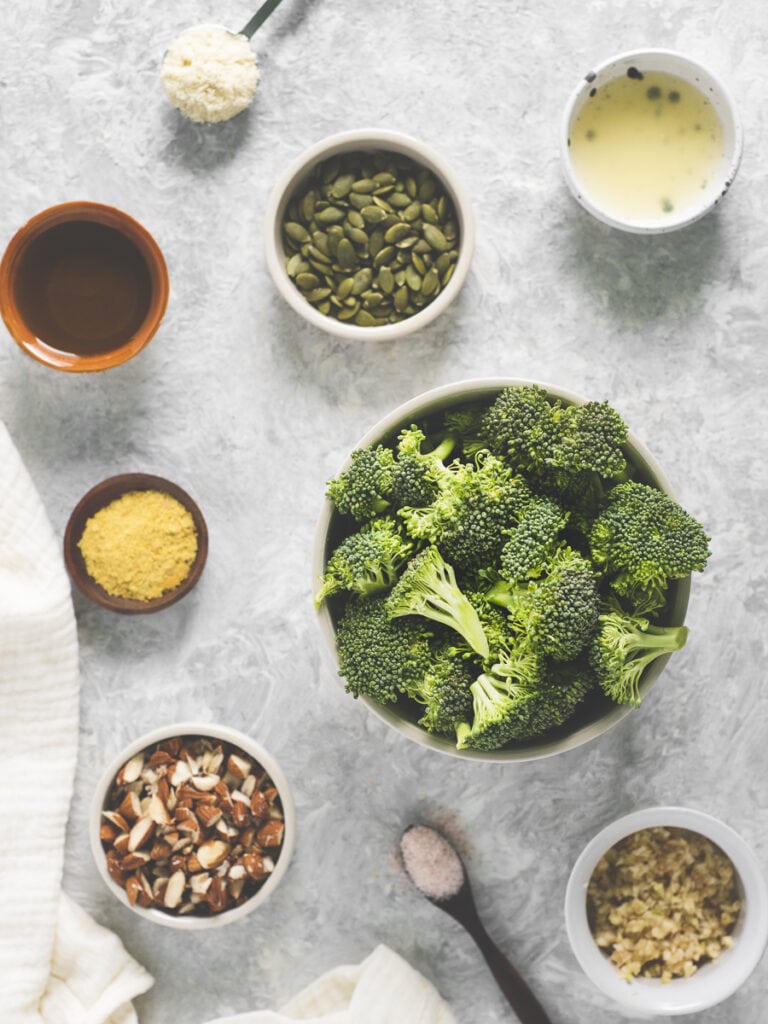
[264, 129, 475, 340]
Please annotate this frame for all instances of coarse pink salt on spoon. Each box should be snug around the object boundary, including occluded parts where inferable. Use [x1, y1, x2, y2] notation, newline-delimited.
[400, 826, 553, 1024]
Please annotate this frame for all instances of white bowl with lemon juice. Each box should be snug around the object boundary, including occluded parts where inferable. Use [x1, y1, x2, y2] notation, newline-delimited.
[562, 50, 742, 233]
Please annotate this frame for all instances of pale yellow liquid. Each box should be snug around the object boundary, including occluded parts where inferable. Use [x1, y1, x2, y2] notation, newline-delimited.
[569, 71, 724, 223]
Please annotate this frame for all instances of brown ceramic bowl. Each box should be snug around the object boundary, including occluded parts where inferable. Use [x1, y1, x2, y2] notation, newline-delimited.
[0, 202, 169, 372]
[64, 473, 208, 613]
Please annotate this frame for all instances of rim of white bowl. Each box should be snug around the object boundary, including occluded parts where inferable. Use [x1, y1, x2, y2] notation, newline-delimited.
[90, 721, 296, 929]
[264, 128, 475, 341]
[561, 48, 744, 235]
[564, 806, 768, 1015]
[312, 377, 691, 763]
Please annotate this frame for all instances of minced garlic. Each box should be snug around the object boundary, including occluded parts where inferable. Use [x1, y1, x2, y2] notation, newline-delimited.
[78, 490, 198, 601]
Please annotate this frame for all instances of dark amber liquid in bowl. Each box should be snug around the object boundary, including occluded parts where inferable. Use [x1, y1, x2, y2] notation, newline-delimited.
[13, 220, 153, 356]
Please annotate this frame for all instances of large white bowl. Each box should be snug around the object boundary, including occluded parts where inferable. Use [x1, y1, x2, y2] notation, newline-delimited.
[561, 49, 743, 234]
[264, 128, 475, 341]
[313, 378, 691, 763]
[564, 806, 768, 1015]
[90, 722, 296, 929]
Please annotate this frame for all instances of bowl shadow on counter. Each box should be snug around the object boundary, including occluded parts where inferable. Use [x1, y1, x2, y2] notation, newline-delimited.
[159, 105, 254, 172]
[562, 203, 722, 323]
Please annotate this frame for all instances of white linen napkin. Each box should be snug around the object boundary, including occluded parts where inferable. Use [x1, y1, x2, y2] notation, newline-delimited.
[204, 944, 456, 1024]
[0, 421, 153, 1024]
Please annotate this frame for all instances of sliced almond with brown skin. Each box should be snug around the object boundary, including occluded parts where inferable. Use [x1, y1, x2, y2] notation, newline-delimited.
[150, 840, 173, 861]
[189, 872, 212, 895]
[100, 822, 118, 843]
[164, 869, 186, 909]
[117, 752, 144, 785]
[118, 791, 142, 823]
[186, 852, 203, 873]
[206, 876, 228, 913]
[257, 820, 284, 848]
[227, 753, 252, 780]
[243, 852, 272, 880]
[240, 774, 257, 798]
[128, 816, 155, 852]
[191, 774, 220, 792]
[169, 760, 192, 788]
[232, 802, 252, 829]
[125, 874, 141, 907]
[102, 810, 130, 833]
[196, 839, 230, 870]
[120, 851, 151, 870]
[148, 750, 174, 769]
[197, 804, 223, 829]
[159, 737, 182, 757]
[250, 790, 269, 819]
[113, 833, 130, 856]
[148, 793, 172, 826]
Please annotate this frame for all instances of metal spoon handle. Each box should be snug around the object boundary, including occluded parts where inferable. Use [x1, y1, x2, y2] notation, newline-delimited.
[461, 912, 553, 1024]
[239, 0, 286, 38]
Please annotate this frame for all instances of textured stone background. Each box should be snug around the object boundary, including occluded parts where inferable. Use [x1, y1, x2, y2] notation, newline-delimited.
[1, 1, 767, 1021]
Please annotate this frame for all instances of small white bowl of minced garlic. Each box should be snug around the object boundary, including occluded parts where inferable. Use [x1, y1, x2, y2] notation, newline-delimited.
[561, 49, 743, 233]
[564, 806, 768, 1016]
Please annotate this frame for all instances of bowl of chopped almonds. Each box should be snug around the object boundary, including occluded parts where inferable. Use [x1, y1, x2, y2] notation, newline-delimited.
[90, 723, 295, 928]
[564, 806, 768, 1015]
[264, 128, 475, 341]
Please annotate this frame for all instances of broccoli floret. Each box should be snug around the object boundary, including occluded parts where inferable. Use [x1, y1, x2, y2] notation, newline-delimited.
[326, 445, 396, 521]
[589, 608, 689, 705]
[480, 385, 559, 472]
[487, 547, 600, 662]
[336, 596, 434, 703]
[442, 406, 488, 459]
[385, 546, 490, 658]
[589, 482, 711, 616]
[399, 452, 531, 571]
[481, 387, 628, 485]
[314, 517, 413, 608]
[390, 425, 456, 508]
[518, 661, 594, 736]
[455, 672, 529, 750]
[499, 496, 569, 582]
[408, 645, 474, 736]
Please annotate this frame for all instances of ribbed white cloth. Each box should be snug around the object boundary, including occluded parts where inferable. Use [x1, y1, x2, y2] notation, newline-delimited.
[0, 421, 454, 1024]
[0, 422, 153, 1024]
[207, 944, 456, 1024]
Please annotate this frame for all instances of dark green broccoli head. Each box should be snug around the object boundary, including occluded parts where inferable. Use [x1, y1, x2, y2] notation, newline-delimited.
[589, 482, 711, 616]
[479, 385, 560, 472]
[400, 453, 531, 571]
[315, 517, 413, 608]
[410, 647, 474, 736]
[499, 496, 569, 582]
[549, 400, 629, 479]
[455, 672, 528, 750]
[488, 547, 600, 662]
[326, 445, 396, 521]
[385, 545, 490, 658]
[513, 661, 595, 737]
[589, 608, 689, 705]
[389, 425, 456, 509]
[336, 595, 434, 703]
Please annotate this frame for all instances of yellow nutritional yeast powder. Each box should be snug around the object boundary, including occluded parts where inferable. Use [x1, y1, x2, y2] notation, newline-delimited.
[569, 69, 724, 223]
[78, 489, 198, 601]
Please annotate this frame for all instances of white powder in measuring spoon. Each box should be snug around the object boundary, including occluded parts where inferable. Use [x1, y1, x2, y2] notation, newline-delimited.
[161, 25, 260, 124]
[400, 825, 465, 902]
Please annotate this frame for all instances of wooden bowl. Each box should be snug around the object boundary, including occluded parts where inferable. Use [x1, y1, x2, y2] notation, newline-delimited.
[64, 473, 208, 614]
[0, 201, 169, 372]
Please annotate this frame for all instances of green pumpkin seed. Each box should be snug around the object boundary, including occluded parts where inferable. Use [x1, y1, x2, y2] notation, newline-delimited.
[423, 224, 449, 251]
[317, 300, 331, 315]
[307, 287, 332, 303]
[295, 272, 320, 291]
[413, 238, 432, 254]
[418, 179, 437, 202]
[377, 266, 395, 294]
[346, 209, 365, 229]
[306, 244, 331, 264]
[353, 310, 379, 327]
[434, 252, 452, 274]
[411, 252, 427, 275]
[373, 244, 396, 267]
[373, 171, 396, 186]
[286, 253, 304, 276]
[337, 303, 360, 321]
[395, 235, 417, 249]
[444, 220, 458, 241]
[405, 266, 422, 291]
[388, 191, 411, 209]
[301, 191, 316, 222]
[315, 206, 345, 225]
[336, 277, 355, 300]
[345, 225, 370, 247]
[361, 205, 388, 225]
[393, 285, 409, 313]
[348, 192, 370, 210]
[421, 203, 438, 225]
[368, 230, 384, 257]
[311, 231, 330, 255]
[352, 178, 376, 193]
[336, 238, 357, 270]
[331, 173, 355, 198]
[384, 222, 412, 244]
[351, 268, 373, 295]
[442, 263, 456, 286]
[421, 267, 440, 296]
[405, 176, 417, 198]
[371, 195, 394, 212]
[284, 221, 311, 244]
[403, 201, 422, 222]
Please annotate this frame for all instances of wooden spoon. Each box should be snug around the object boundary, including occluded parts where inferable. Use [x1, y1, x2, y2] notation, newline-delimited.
[401, 826, 553, 1024]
